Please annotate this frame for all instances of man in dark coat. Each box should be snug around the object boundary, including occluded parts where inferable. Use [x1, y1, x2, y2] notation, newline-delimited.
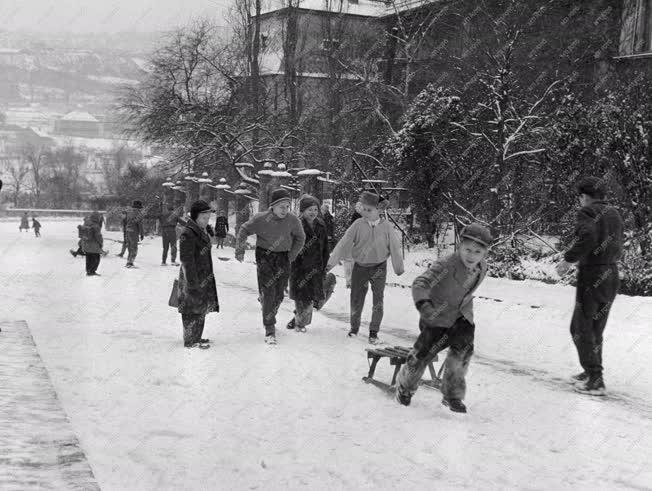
[286, 195, 330, 332]
[178, 200, 219, 348]
[160, 205, 180, 266]
[80, 214, 103, 276]
[214, 211, 229, 249]
[125, 201, 145, 268]
[556, 177, 624, 396]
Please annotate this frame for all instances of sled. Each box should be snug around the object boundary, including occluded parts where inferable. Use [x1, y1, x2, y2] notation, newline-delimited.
[313, 272, 336, 311]
[362, 346, 444, 393]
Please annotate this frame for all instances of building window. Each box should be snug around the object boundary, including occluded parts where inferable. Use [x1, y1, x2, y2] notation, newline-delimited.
[619, 0, 652, 55]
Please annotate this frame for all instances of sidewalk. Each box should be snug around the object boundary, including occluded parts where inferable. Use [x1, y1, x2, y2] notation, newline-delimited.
[0, 321, 99, 491]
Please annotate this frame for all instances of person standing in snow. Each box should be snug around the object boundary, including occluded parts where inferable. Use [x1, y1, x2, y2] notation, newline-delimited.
[19, 211, 29, 232]
[115, 210, 128, 258]
[32, 216, 41, 237]
[125, 200, 145, 268]
[286, 194, 330, 333]
[340, 201, 364, 288]
[555, 177, 624, 396]
[235, 188, 306, 344]
[160, 205, 181, 266]
[321, 203, 336, 253]
[178, 200, 219, 349]
[395, 223, 491, 414]
[214, 211, 229, 249]
[80, 214, 104, 276]
[327, 191, 404, 344]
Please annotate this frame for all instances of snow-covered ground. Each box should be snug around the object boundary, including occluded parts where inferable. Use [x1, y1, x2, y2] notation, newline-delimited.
[1, 220, 651, 490]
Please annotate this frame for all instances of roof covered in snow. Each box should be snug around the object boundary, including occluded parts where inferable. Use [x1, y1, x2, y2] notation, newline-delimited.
[60, 111, 99, 123]
[260, 0, 386, 17]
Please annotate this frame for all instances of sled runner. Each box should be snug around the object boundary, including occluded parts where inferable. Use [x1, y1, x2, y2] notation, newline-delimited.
[362, 346, 444, 393]
[314, 272, 336, 311]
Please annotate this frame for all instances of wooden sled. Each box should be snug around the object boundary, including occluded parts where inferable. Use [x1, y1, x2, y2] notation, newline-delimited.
[362, 346, 444, 393]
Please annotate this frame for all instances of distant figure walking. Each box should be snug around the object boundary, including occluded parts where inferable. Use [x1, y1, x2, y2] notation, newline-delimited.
[160, 205, 181, 266]
[32, 216, 41, 237]
[115, 210, 128, 258]
[125, 201, 145, 268]
[19, 212, 29, 232]
[214, 211, 229, 249]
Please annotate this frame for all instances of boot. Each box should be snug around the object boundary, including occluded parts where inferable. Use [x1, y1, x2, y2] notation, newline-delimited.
[571, 371, 589, 384]
[395, 387, 412, 406]
[442, 398, 467, 413]
[265, 334, 277, 345]
[286, 318, 295, 330]
[70, 249, 77, 257]
[368, 332, 380, 345]
[348, 329, 358, 338]
[574, 375, 606, 396]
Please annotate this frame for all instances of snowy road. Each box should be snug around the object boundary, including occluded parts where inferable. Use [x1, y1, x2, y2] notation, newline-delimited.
[1, 220, 651, 490]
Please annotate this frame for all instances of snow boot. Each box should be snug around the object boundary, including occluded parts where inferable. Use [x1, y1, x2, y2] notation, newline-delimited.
[348, 329, 358, 338]
[442, 398, 467, 413]
[86, 272, 101, 276]
[571, 372, 589, 384]
[574, 375, 606, 396]
[70, 249, 77, 257]
[368, 332, 380, 345]
[171, 261, 179, 266]
[286, 318, 295, 330]
[197, 341, 211, 349]
[199, 338, 210, 343]
[265, 334, 277, 345]
[161, 262, 167, 266]
[395, 387, 412, 406]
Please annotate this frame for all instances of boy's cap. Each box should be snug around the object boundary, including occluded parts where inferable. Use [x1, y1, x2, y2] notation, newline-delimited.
[460, 223, 493, 247]
[190, 200, 212, 215]
[360, 191, 388, 210]
[269, 188, 291, 208]
[577, 176, 605, 199]
[299, 194, 320, 212]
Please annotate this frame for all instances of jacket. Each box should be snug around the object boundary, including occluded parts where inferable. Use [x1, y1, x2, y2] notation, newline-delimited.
[80, 217, 103, 254]
[178, 219, 219, 315]
[412, 252, 487, 327]
[235, 210, 306, 262]
[328, 218, 404, 274]
[564, 201, 624, 267]
[214, 216, 229, 238]
[289, 217, 330, 302]
[160, 210, 181, 235]
[125, 208, 144, 236]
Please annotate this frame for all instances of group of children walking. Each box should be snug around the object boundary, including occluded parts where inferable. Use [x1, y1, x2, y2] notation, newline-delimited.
[175, 175, 624, 414]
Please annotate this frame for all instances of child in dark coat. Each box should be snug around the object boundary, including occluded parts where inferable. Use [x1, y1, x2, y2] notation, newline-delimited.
[286, 195, 330, 333]
[125, 201, 145, 268]
[555, 177, 624, 396]
[80, 215, 104, 276]
[178, 200, 219, 349]
[235, 188, 306, 344]
[327, 192, 404, 344]
[395, 223, 491, 414]
[19, 212, 29, 232]
[214, 212, 229, 249]
[32, 217, 41, 237]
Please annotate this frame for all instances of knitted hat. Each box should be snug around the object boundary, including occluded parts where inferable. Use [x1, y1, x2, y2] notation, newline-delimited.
[360, 191, 389, 210]
[299, 194, 320, 212]
[132, 200, 143, 209]
[460, 223, 493, 248]
[190, 200, 212, 220]
[577, 177, 606, 199]
[269, 188, 291, 208]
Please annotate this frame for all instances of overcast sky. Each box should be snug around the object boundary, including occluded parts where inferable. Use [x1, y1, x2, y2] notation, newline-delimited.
[0, 0, 231, 33]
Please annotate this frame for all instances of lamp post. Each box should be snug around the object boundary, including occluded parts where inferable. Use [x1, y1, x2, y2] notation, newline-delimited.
[297, 168, 323, 200]
[214, 178, 231, 217]
[257, 162, 274, 210]
[197, 172, 213, 202]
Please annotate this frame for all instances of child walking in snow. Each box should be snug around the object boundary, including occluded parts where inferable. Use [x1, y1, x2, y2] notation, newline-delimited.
[32, 217, 41, 237]
[327, 191, 404, 344]
[235, 188, 306, 344]
[125, 200, 145, 268]
[19, 212, 29, 232]
[286, 194, 330, 333]
[395, 223, 491, 414]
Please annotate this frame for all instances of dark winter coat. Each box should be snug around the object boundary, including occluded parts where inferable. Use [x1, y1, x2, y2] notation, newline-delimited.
[564, 200, 624, 312]
[80, 218, 103, 254]
[178, 219, 220, 315]
[289, 217, 330, 302]
[125, 208, 144, 237]
[214, 216, 229, 238]
[160, 210, 180, 238]
[20, 215, 29, 229]
[32, 219, 41, 230]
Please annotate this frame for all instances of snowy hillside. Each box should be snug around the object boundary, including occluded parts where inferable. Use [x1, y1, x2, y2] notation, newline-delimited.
[0, 220, 650, 490]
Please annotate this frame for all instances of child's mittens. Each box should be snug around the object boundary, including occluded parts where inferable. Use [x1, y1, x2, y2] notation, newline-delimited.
[418, 301, 439, 326]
